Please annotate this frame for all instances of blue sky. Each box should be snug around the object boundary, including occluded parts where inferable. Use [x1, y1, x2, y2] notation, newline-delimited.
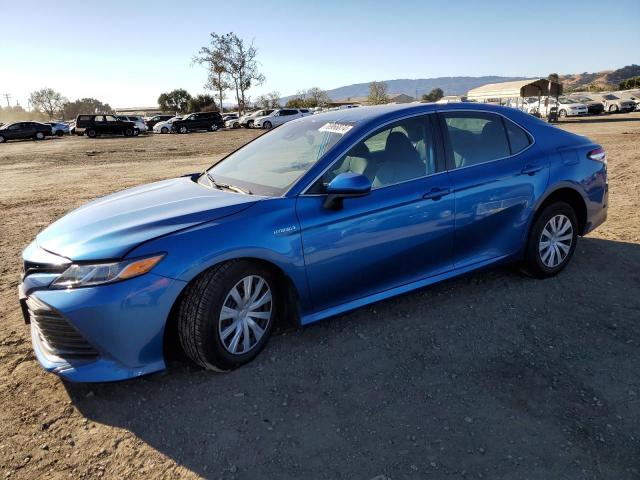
[1, 0, 639, 108]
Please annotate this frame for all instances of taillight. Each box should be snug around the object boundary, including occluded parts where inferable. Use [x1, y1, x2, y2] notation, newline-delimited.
[587, 147, 606, 163]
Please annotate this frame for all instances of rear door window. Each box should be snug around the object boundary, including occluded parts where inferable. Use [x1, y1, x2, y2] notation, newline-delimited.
[504, 119, 531, 154]
[441, 112, 511, 168]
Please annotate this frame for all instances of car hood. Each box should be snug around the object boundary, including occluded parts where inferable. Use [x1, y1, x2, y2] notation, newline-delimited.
[37, 176, 258, 261]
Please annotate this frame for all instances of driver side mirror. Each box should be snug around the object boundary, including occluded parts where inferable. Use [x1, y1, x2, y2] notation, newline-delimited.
[323, 172, 372, 210]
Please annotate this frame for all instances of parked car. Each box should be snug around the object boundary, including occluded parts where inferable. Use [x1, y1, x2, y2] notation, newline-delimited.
[529, 97, 588, 117]
[119, 116, 148, 133]
[253, 108, 306, 129]
[153, 116, 182, 134]
[568, 95, 605, 115]
[0, 121, 52, 143]
[237, 109, 276, 128]
[171, 112, 224, 133]
[222, 114, 238, 123]
[18, 103, 608, 381]
[594, 94, 635, 113]
[145, 114, 174, 130]
[45, 121, 70, 137]
[223, 114, 240, 129]
[74, 114, 138, 138]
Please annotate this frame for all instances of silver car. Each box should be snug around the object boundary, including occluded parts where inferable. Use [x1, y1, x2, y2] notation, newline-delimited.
[594, 94, 635, 113]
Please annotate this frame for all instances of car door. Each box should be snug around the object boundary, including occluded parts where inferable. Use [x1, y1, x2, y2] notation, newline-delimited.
[438, 110, 549, 269]
[5, 123, 22, 140]
[22, 122, 37, 139]
[296, 113, 454, 312]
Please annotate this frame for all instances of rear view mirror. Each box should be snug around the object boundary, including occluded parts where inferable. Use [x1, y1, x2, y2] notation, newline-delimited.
[324, 173, 372, 210]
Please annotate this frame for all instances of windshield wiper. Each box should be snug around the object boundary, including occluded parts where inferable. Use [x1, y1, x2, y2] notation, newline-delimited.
[205, 172, 252, 195]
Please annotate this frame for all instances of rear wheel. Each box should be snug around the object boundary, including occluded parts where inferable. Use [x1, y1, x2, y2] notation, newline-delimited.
[209, 124, 219, 132]
[246, 120, 254, 128]
[86, 128, 97, 138]
[178, 261, 277, 371]
[263, 121, 272, 129]
[609, 104, 618, 113]
[523, 201, 578, 278]
[124, 127, 134, 137]
[55, 130, 64, 137]
[0, 135, 5, 143]
[179, 125, 188, 134]
[34, 132, 45, 140]
[558, 109, 567, 118]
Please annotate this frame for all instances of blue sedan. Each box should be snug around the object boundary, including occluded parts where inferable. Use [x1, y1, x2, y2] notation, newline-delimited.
[19, 103, 608, 381]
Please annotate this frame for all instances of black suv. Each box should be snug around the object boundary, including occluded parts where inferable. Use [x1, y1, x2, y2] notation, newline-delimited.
[0, 122, 53, 143]
[171, 112, 224, 133]
[75, 114, 138, 138]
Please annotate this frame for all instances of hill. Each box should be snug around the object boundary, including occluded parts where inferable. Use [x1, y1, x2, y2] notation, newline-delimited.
[279, 65, 640, 103]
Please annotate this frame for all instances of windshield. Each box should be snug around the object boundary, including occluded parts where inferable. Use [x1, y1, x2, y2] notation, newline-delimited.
[558, 98, 576, 104]
[603, 94, 619, 100]
[204, 117, 351, 196]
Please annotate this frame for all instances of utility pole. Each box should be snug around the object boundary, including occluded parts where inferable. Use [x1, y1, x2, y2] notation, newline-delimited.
[2, 93, 11, 107]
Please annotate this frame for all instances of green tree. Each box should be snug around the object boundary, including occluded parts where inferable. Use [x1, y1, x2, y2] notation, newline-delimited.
[158, 89, 192, 113]
[62, 98, 112, 119]
[421, 88, 444, 102]
[367, 81, 389, 105]
[29, 88, 67, 119]
[187, 94, 217, 112]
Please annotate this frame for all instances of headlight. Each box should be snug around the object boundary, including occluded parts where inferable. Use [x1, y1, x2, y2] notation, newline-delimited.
[51, 254, 165, 289]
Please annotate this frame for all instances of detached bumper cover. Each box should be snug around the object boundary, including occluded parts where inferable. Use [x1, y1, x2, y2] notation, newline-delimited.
[22, 273, 186, 382]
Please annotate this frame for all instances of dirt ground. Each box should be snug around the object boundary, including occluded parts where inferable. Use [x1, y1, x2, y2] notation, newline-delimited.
[0, 115, 639, 480]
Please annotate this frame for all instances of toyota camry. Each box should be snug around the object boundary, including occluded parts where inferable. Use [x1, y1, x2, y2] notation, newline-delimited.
[19, 103, 608, 382]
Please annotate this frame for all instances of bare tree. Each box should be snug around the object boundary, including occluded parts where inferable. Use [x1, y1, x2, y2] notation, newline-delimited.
[305, 87, 330, 107]
[29, 88, 67, 119]
[194, 33, 233, 111]
[367, 81, 389, 105]
[267, 91, 281, 108]
[226, 33, 265, 115]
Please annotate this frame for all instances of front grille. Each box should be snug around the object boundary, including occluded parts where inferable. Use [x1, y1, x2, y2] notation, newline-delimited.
[27, 296, 98, 359]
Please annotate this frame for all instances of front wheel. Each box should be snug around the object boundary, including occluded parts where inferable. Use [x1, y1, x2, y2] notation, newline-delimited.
[522, 202, 578, 278]
[0, 135, 5, 143]
[34, 132, 45, 140]
[55, 130, 64, 137]
[86, 128, 97, 138]
[609, 105, 619, 113]
[209, 124, 219, 132]
[263, 121, 272, 129]
[178, 261, 277, 371]
[161, 126, 169, 134]
[124, 127, 134, 137]
[558, 109, 567, 118]
[246, 120, 254, 128]
[179, 126, 188, 134]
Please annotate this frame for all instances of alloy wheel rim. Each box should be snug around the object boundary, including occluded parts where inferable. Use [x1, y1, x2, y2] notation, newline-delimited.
[218, 275, 272, 355]
[539, 214, 573, 268]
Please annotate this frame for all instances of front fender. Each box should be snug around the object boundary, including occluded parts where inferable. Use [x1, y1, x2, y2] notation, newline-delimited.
[127, 197, 312, 314]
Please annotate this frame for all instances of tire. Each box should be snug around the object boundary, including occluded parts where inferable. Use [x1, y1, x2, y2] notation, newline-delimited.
[209, 123, 219, 132]
[34, 131, 45, 140]
[179, 126, 188, 134]
[609, 105, 619, 113]
[161, 127, 169, 134]
[55, 130, 64, 137]
[178, 260, 278, 371]
[0, 135, 5, 144]
[124, 128, 134, 137]
[558, 109, 567, 118]
[233, 122, 239, 129]
[522, 201, 578, 278]
[246, 120, 254, 129]
[263, 121, 272, 129]
[86, 128, 97, 138]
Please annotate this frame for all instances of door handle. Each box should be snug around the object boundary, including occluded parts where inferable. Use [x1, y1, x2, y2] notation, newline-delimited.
[520, 165, 544, 176]
[422, 187, 451, 201]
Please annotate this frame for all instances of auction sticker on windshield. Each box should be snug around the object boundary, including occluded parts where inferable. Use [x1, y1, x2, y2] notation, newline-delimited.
[318, 122, 354, 135]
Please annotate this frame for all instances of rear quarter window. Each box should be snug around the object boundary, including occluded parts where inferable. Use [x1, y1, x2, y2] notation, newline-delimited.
[504, 119, 532, 154]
